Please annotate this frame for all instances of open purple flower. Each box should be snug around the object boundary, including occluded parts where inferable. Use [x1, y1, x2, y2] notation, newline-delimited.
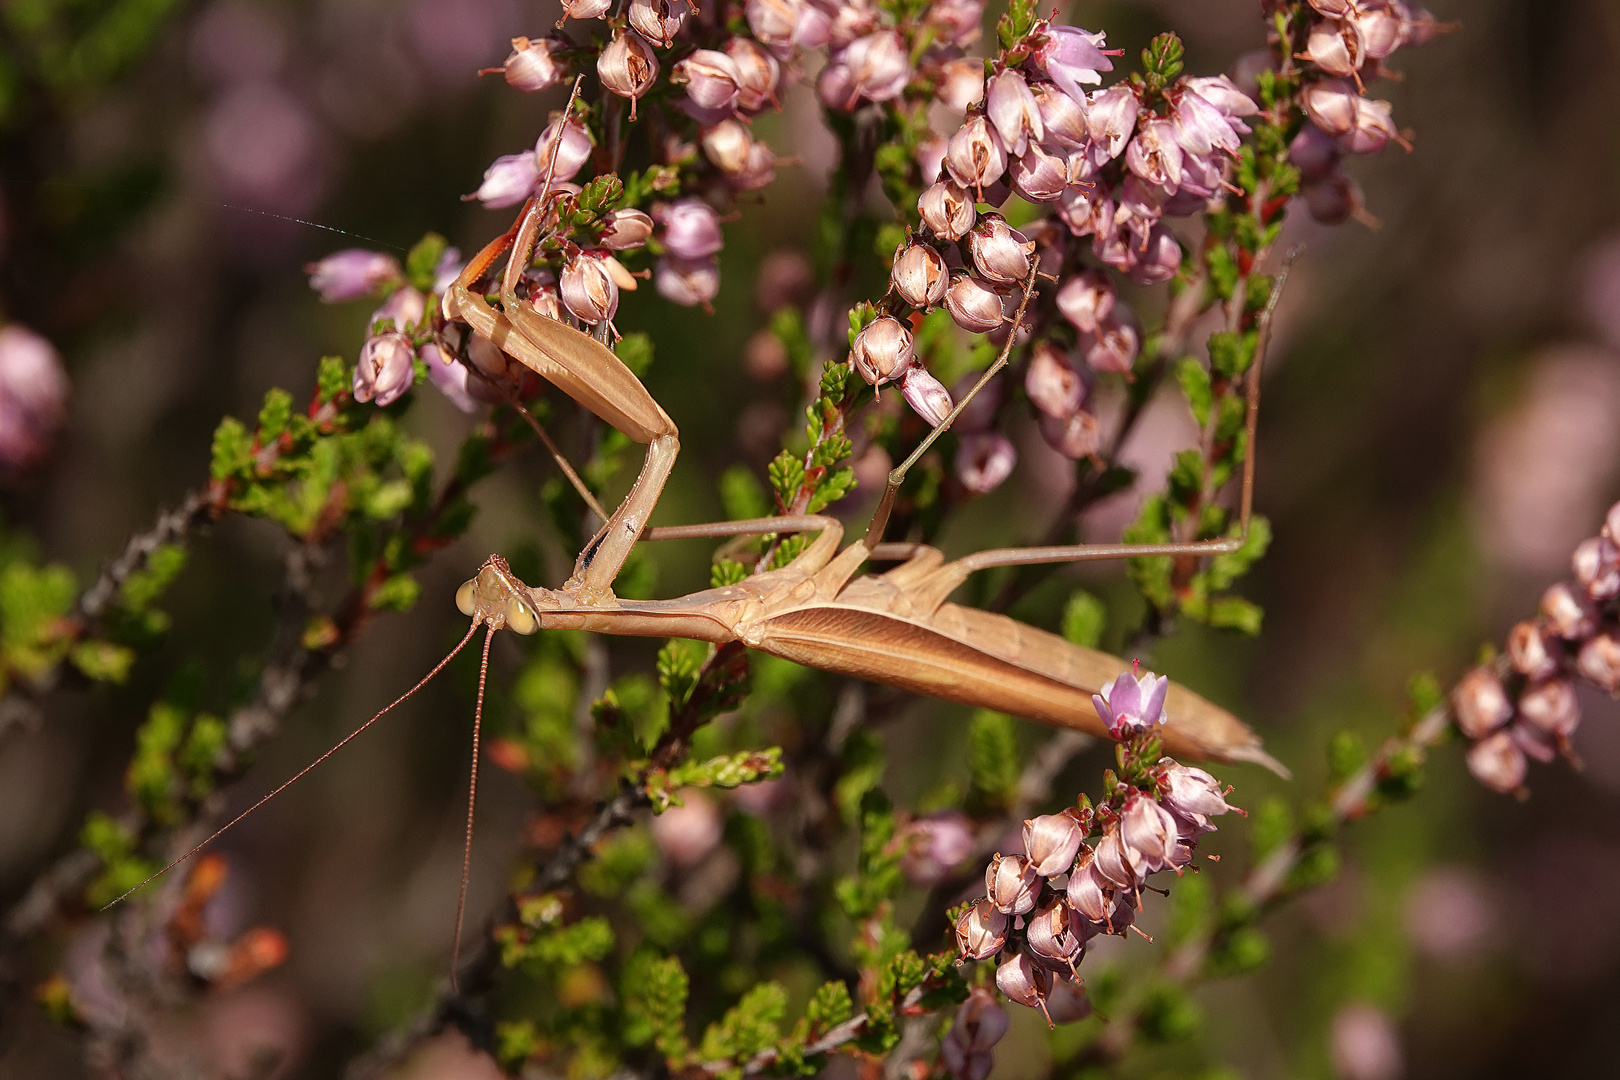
[1032, 25, 1114, 102]
[1091, 668, 1169, 738]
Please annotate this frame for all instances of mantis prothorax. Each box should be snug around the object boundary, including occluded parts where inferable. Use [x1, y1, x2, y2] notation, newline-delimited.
[108, 187, 1291, 985]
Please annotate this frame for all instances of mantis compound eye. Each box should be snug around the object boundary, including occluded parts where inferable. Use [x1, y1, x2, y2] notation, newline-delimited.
[504, 595, 538, 635]
[456, 580, 477, 616]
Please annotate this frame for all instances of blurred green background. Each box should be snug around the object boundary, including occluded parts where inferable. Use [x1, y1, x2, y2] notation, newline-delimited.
[2, 0, 1619, 1077]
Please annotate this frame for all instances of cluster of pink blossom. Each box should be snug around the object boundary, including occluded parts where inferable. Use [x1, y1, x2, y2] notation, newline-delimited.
[0, 323, 70, 480]
[953, 670, 1240, 1019]
[1290, 0, 1447, 224]
[1454, 500, 1620, 796]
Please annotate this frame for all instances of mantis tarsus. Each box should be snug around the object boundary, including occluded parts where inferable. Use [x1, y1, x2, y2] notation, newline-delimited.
[110, 187, 1291, 983]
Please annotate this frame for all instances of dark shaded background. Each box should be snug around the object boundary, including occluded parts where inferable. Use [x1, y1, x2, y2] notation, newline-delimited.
[2, 0, 1619, 1076]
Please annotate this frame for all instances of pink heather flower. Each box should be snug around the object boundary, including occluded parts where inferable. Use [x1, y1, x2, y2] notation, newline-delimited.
[598, 28, 660, 109]
[701, 119, 755, 176]
[1160, 763, 1235, 819]
[925, 0, 985, 49]
[650, 790, 723, 868]
[1064, 850, 1110, 922]
[947, 989, 1009, 1054]
[1040, 410, 1100, 460]
[561, 0, 611, 18]
[673, 49, 742, 112]
[306, 249, 401, 301]
[1304, 18, 1366, 78]
[1540, 582, 1597, 640]
[984, 852, 1039, 915]
[1010, 143, 1069, 203]
[1301, 79, 1360, 136]
[1184, 74, 1259, 118]
[729, 139, 779, 192]
[1080, 313, 1140, 374]
[900, 811, 976, 885]
[600, 208, 654, 251]
[1119, 794, 1178, 874]
[1022, 809, 1086, 876]
[939, 57, 985, 112]
[657, 198, 724, 259]
[1340, 96, 1403, 155]
[745, 0, 799, 53]
[1351, 4, 1405, 59]
[469, 152, 540, 209]
[654, 256, 721, 307]
[1330, 1004, 1403, 1080]
[499, 36, 562, 93]
[466, 333, 510, 384]
[1026, 898, 1086, 968]
[967, 214, 1034, 286]
[1090, 825, 1138, 889]
[892, 241, 948, 308]
[900, 366, 954, 427]
[627, 0, 686, 48]
[1086, 85, 1138, 161]
[1024, 342, 1085, 420]
[1126, 226, 1183, 285]
[1572, 536, 1620, 600]
[1093, 668, 1169, 738]
[944, 273, 1005, 334]
[726, 36, 781, 112]
[945, 116, 1008, 195]
[1607, 499, 1620, 543]
[1172, 87, 1243, 158]
[956, 432, 1016, 494]
[1032, 25, 1113, 102]
[371, 286, 425, 334]
[1125, 117, 1184, 191]
[431, 247, 465, 296]
[842, 29, 910, 103]
[994, 950, 1052, 1010]
[918, 180, 976, 240]
[534, 115, 594, 182]
[1506, 620, 1560, 680]
[1451, 667, 1514, 739]
[1288, 122, 1341, 180]
[0, 324, 70, 476]
[1303, 169, 1360, 225]
[815, 59, 858, 111]
[1045, 978, 1091, 1024]
[827, 2, 877, 48]
[353, 332, 415, 406]
[420, 343, 480, 413]
[852, 315, 915, 387]
[1056, 270, 1116, 333]
[1577, 631, 1620, 694]
[559, 252, 619, 324]
[986, 70, 1043, 157]
[954, 899, 1009, 961]
[1517, 677, 1580, 743]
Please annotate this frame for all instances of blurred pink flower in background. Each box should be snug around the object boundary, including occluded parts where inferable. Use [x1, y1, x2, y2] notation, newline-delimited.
[1330, 1003, 1403, 1080]
[1403, 867, 1495, 963]
[1581, 235, 1620, 352]
[0, 324, 70, 479]
[650, 791, 723, 869]
[189, 0, 287, 87]
[407, 0, 515, 87]
[1472, 346, 1620, 575]
[203, 82, 330, 214]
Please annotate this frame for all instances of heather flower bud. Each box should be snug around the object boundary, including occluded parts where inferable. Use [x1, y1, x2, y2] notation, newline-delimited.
[1045, 978, 1091, 1024]
[940, 57, 985, 112]
[1026, 899, 1085, 967]
[1065, 850, 1109, 922]
[1304, 18, 1366, 78]
[1080, 312, 1140, 374]
[892, 242, 948, 308]
[1540, 582, 1597, 640]
[986, 70, 1044, 157]
[1507, 620, 1560, 680]
[1466, 731, 1526, 794]
[353, 332, 415, 406]
[925, 0, 986, 49]
[0, 324, 69, 475]
[995, 950, 1052, 1010]
[701, 119, 755, 176]
[918, 180, 976, 241]
[534, 119, 593, 184]
[900, 811, 976, 885]
[954, 899, 1009, 960]
[843, 30, 910, 103]
[1091, 826, 1137, 889]
[945, 273, 1005, 333]
[949, 989, 1010, 1053]
[307, 249, 402, 301]
[1025, 342, 1085, 420]
[658, 198, 724, 259]
[371, 285, 426, 333]
[421, 343, 480, 413]
[1450, 666, 1513, 739]
[1023, 809, 1086, 876]
[984, 852, 1040, 915]
[600, 208, 654, 250]
[967, 214, 1035, 286]
[956, 432, 1016, 494]
[1056, 271, 1115, 333]
[561, 0, 611, 18]
[1032, 25, 1113, 102]
[1010, 143, 1069, 203]
[1340, 96, 1403, 155]
[1350, 4, 1404, 58]
[1572, 537, 1620, 600]
[1518, 677, 1580, 742]
[466, 333, 509, 382]
[1303, 170, 1361, 225]
[598, 28, 660, 110]
[852, 315, 915, 387]
[726, 37, 781, 111]
[745, 0, 800, 54]
[1093, 668, 1169, 738]
[1039, 411, 1101, 460]
[900, 366, 954, 427]
[1127, 226, 1183, 286]
[1288, 123, 1341, 181]
[1577, 630, 1620, 694]
[560, 252, 619, 324]
[499, 36, 563, 93]
[1119, 794, 1178, 874]
[1086, 85, 1138, 161]
[627, 0, 686, 48]
[1160, 763, 1235, 819]
[654, 256, 721, 307]
[673, 49, 742, 112]
[945, 116, 1008, 195]
[1301, 79, 1359, 136]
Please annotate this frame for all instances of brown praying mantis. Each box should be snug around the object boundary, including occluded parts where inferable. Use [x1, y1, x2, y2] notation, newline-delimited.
[109, 186, 1290, 980]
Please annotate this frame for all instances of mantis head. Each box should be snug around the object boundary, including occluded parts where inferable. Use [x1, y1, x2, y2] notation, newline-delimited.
[455, 554, 543, 635]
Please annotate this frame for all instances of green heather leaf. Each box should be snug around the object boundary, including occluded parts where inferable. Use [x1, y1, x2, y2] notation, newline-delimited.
[1060, 590, 1106, 649]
